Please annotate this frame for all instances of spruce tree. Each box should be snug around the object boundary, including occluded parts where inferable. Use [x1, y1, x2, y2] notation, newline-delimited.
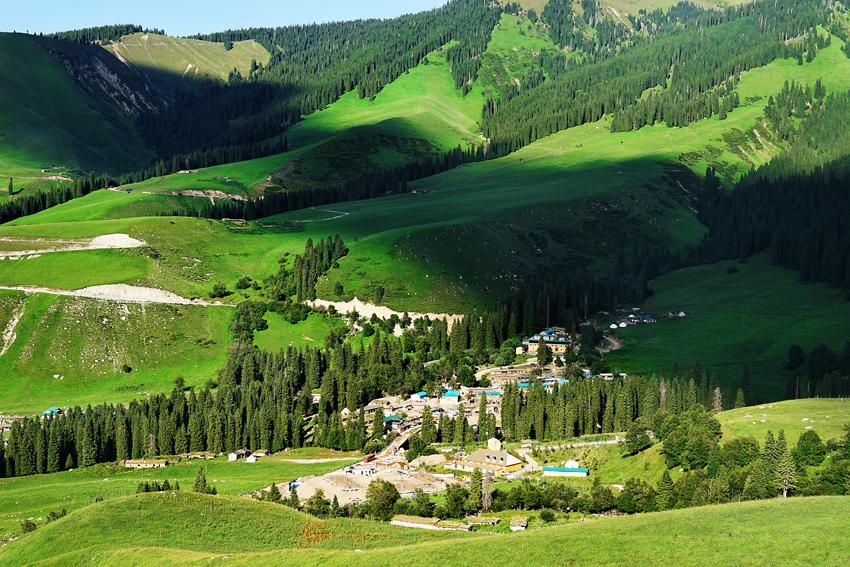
[193, 467, 208, 494]
[421, 406, 436, 445]
[734, 388, 746, 408]
[371, 408, 385, 441]
[775, 441, 796, 497]
[288, 485, 300, 509]
[657, 470, 674, 510]
[268, 483, 282, 502]
[742, 460, 768, 500]
[470, 467, 483, 511]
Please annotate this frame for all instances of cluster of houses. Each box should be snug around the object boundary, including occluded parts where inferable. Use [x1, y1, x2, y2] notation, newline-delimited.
[360, 387, 502, 435]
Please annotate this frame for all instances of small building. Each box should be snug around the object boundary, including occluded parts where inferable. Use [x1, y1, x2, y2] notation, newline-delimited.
[487, 438, 502, 451]
[228, 448, 251, 461]
[350, 466, 375, 476]
[543, 466, 589, 477]
[41, 407, 63, 417]
[383, 415, 404, 432]
[453, 448, 523, 475]
[410, 391, 429, 402]
[246, 455, 258, 463]
[439, 390, 460, 406]
[510, 516, 528, 531]
[543, 459, 589, 477]
[121, 459, 167, 469]
[391, 515, 471, 531]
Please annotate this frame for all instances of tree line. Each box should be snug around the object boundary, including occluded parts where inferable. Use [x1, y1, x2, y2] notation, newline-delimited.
[51, 24, 165, 44]
[695, 88, 850, 294]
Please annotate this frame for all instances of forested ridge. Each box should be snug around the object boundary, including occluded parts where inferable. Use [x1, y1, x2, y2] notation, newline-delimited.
[696, 88, 850, 291]
[484, 0, 831, 155]
[140, 0, 501, 159]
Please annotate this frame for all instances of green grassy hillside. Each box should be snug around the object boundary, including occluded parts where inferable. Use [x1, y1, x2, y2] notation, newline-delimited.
[718, 399, 850, 445]
[1, 492, 847, 566]
[0, 450, 359, 540]
[0, 33, 154, 176]
[106, 34, 269, 89]
[0, 290, 233, 414]
[605, 254, 850, 401]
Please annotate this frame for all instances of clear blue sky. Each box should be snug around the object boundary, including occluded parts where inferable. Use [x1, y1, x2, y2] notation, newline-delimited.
[1, 0, 449, 37]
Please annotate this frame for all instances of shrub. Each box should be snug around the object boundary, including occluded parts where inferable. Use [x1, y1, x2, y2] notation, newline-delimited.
[726, 266, 739, 274]
[539, 509, 555, 523]
[21, 519, 37, 534]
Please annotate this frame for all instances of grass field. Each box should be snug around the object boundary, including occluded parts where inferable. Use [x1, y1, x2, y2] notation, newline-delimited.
[106, 34, 269, 89]
[604, 254, 850, 401]
[718, 399, 850, 445]
[0, 449, 360, 541]
[0, 291, 234, 414]
[1, 490, 847, 566]
[253, 311, 347, 351]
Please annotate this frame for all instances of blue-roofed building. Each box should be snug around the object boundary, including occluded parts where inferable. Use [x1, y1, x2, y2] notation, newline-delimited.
[543, 466, 589, 477]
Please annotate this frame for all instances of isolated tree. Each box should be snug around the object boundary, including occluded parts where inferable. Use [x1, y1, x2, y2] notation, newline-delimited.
[537, 337, 552, 365]
[305, 488, 330, 517]
[7, 178, 12, 194]
[421, 406, 436, 445]
[622, 422, 652, 456]
[288, 485, 300, 509]
[330, 495, 341, 517]
[193, 467, 208, 493]
[657, 470, 674, 510]
[267, 483, 281, 503]
[210, 281, 227, 299]
[365, 478, 400, 521]
[470, 467, 483, 511]
[482, 472, 493, 510]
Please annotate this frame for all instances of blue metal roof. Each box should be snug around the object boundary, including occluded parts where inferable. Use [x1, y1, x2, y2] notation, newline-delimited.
[543, 466, 589, 472]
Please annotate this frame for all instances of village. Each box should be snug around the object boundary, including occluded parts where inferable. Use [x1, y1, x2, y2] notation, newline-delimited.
[0, 317, 655, 532]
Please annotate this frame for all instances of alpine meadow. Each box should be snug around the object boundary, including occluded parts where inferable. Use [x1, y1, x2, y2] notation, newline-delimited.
[3, 1, 850, 565]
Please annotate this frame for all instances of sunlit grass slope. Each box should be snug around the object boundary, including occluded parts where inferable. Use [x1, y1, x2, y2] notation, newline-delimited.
[0, 451, 359, 540]
[4, 36, 850, 313]
[0, 290, 233, 414]
[106, 33, 270, 89]
[1, 493, 847, 567]
[718, 399, 850, 445]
